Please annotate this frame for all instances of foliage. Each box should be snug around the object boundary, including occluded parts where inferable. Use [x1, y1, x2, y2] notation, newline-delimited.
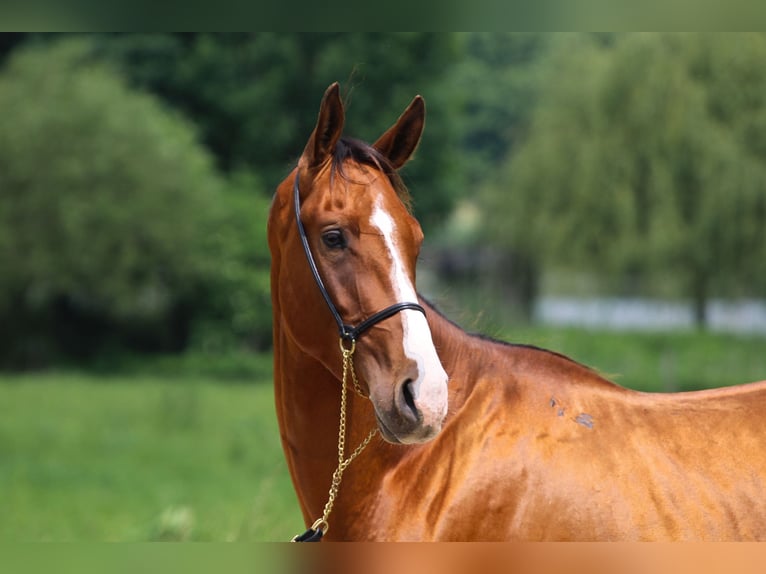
[449, 33, 550, 187]
[429, 33, 555, 319]
[3, 33, 766, 364]
[0, 33, 466, 366]
[82, 33, 461, 230]
[189, 172, 272, 353]
[0, 39, 271, 366]
[485, 34, 766, 326]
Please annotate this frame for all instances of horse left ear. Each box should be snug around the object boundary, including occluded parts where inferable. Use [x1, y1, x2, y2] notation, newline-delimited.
[373, 96, 425, 170]
[301, 82, 345, 170]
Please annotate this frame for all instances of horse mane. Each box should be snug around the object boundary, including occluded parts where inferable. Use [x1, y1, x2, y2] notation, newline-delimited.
[331, 136, 413, 212]
[420, 295, 601, 375]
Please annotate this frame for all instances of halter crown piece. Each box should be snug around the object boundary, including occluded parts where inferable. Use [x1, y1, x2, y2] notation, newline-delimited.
[290, 171, 427, 542]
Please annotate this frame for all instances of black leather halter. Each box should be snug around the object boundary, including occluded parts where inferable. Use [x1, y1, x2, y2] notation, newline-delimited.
[293, 172, 426, 343]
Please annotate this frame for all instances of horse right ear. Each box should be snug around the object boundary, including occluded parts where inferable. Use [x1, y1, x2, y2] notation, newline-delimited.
[301, 82, 345, 170]
[373, 95, 425, 170]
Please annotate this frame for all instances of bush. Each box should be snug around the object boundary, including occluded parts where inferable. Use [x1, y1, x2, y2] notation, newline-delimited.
[0, 39, 271, 367]
[191, 171, 272, 353]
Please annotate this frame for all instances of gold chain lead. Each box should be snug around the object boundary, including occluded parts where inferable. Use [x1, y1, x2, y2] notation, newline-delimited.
[301, 338, 378, 539]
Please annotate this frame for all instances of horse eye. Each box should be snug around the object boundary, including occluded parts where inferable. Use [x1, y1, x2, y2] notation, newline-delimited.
[322, 229, 347, 250]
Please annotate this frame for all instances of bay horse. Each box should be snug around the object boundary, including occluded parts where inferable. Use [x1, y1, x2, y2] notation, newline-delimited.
[268, 82, 766, 541]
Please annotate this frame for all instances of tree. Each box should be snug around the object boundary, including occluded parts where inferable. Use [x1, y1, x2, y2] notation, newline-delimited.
[81, 33, 461, 231]
[193, 173, 273, 352]
[484, 33, 766, 327]
[0, 38, 267, 365]
[439, 34, 552, 319]
[449, 33, 550, 186]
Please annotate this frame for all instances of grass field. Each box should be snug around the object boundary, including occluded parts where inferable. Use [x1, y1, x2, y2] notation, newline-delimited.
[1, 327, 764, 541]
[0, 372, 302, 541]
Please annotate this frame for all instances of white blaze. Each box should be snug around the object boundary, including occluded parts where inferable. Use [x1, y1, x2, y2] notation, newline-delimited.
[369, 198, 448, 421]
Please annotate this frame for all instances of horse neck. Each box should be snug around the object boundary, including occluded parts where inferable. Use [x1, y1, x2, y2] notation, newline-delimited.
[272, 324, 399, 529]
[422, 298, 627, 412]
[422, 300, 502, 408]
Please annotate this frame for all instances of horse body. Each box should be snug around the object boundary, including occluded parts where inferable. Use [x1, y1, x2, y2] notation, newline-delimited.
[275, 293, 766, 541]
[269, 83, 766, 541]
[357, 304, 766, 540]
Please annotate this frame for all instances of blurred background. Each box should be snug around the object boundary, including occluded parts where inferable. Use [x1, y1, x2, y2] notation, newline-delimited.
[1, 33, 765, 541]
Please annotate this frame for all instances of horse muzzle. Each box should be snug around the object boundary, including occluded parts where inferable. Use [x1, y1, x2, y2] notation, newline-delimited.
[373, 372, 448, 445]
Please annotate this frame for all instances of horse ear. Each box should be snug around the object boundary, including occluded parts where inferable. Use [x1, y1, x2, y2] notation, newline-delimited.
[301, 82, 345, 169]
[373, 96, 425, 170]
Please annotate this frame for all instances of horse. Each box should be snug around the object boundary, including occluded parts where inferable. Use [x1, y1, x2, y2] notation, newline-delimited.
[268, 82, 766, 541]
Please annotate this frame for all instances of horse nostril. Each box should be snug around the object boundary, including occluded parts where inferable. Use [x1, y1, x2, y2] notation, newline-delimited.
[400, 379, 420, 423]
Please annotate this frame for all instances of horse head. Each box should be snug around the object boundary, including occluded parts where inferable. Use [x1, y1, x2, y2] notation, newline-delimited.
[269, 83, 448, 445]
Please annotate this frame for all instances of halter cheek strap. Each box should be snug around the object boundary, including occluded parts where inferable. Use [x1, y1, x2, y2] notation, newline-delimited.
[293, 172, 426, 342]
[291, 170, 426, 543]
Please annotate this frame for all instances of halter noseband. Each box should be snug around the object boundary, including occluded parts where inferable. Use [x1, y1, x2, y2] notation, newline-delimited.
[293, 172, 426, 343]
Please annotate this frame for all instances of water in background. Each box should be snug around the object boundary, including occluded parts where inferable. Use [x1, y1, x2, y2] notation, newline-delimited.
[536, 297, 766, 335]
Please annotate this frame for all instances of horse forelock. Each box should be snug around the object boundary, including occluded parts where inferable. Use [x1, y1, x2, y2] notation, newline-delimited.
[330, 137, 413, 212]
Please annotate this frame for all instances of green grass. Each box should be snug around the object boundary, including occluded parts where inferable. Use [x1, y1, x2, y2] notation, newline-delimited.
[1, 327, 764, 541]
[0, 372, 302, 541]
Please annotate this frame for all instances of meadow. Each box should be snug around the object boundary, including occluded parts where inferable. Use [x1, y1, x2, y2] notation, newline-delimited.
[1, 326, 765, 541]
[0, 371, 302, 542]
